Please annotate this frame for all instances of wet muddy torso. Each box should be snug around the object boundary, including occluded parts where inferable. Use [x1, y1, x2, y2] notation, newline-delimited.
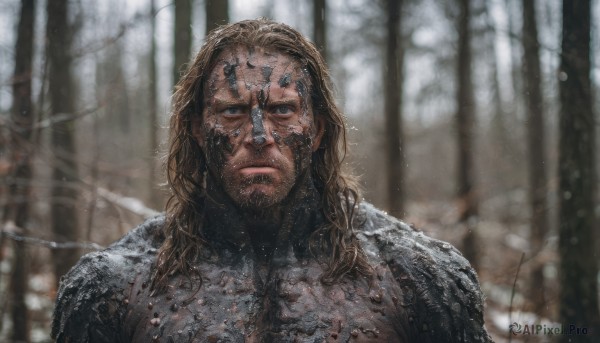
[52, 203, 492, 343]
[123, 247, 404, 342]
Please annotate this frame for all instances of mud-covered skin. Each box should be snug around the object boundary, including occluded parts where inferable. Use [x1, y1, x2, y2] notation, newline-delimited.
[51, 216, 164, 342]
[53, 45, 491, 342]
[197, 46, 318, 210]
[52, 202, 492, 342]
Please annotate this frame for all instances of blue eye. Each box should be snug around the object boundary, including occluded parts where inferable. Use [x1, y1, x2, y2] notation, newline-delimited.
[222, 106, 244, 116]
[273, 105, 293, 116]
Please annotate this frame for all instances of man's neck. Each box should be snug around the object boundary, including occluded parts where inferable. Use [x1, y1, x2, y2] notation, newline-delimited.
[203, 171, 323, 262]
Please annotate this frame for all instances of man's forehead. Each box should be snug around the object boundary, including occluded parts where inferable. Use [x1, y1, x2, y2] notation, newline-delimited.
[208, 46, 305, 80]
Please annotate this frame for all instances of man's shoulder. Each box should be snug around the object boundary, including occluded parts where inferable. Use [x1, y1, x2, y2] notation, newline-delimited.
[356, 202, 472, 270]
[57, 213, 165, 296]
[355, 202, 492, 342]
[69, 214, 164, 278]
[106, 214, 166, 255]
[51, 215, 165, 342]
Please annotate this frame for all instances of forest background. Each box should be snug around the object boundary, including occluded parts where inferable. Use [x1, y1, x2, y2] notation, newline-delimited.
[0, 0, 599, 342]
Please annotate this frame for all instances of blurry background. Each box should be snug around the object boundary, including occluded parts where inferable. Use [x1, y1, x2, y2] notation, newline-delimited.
[0, 0, 599, 341]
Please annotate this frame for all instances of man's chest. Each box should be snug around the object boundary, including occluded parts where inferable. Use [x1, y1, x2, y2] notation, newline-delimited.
[123, 260, 406, 342]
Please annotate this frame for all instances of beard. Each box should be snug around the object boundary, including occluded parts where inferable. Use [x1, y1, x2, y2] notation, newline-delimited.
[203, 129, 314, 212]
[221, 164, 297, 211]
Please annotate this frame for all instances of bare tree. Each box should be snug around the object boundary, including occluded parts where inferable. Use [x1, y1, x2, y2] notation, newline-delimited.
[173, 0, 192, 86]
[456, 0, 479, 270]
[105, 43, 131, 135]
[148, 0, 160, 208]
[313, 0, 327, 62]
[384, 0, 405, 219]
[558, 0, 600, 335]
[504, 0, 523, 122]
[484, 1, 510, 172]
[6, 0, 35, 340]
[522, 0, 548, 316]
[206, 0, 229, 34]
[47, 0, 81, 286]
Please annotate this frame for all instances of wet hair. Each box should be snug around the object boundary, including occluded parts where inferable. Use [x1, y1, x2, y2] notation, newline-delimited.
[152, 18, 372, 293]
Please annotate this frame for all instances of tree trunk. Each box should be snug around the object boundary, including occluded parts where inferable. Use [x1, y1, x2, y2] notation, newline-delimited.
[109, 44, 131, 135]
[173, 0, 192, 86]
[558, 0, 600, 337]
[384, 0, 404, 219]
[47, 0, 81, 288]
[504, 0, 523, 123]
[456, 0, 479, 270]
[205, 0, 229, 34]
[521, 0, 548, 316]
[313, 0, 327, 62]
[484, 1, 509, 163]
[149, 0, 160, 209]
[7, 0, 35, 341]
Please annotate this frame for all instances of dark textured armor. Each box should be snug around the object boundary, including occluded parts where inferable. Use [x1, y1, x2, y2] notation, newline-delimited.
[52, 202, 492, 342]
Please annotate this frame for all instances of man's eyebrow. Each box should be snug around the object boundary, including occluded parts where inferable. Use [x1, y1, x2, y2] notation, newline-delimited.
[212, 98, 248, 107]
[267, 98, 300, 106]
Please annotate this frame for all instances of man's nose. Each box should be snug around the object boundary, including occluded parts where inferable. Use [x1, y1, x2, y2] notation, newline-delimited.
[247, 107, 273, 148]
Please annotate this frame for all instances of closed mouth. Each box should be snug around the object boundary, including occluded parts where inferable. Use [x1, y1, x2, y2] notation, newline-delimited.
[240, 166, 277, 173]
[237, 159, 279, 170]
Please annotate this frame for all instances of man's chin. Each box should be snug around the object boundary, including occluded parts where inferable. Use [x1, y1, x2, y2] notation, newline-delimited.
[224, 175, 294, 210]
[236, 190, 280, 210]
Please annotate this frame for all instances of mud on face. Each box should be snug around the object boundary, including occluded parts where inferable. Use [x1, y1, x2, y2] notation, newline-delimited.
[194, 45, 323, 210]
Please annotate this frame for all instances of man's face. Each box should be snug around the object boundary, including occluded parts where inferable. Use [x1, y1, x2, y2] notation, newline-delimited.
[193, 46, 324, 210]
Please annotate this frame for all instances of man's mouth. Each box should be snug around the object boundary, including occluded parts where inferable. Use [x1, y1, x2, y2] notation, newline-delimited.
[237, 159, 278, 169]
[240, 166, 277, 175]
[237, 160, 280, 176]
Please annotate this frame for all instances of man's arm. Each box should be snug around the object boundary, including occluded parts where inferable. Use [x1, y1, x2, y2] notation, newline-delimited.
[52, 252, 128, 343]
[52, 216, 164, 342]
[358, 204, 493, 342]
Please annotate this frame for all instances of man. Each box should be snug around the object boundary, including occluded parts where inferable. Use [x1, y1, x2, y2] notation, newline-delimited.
[52, 19, 492, 342]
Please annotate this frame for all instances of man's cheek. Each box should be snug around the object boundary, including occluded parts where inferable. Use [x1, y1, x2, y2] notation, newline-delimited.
[282, 131, 313, 175]
[204, 128, 235, 175]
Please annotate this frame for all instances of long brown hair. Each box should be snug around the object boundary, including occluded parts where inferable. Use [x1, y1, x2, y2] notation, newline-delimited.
[152, 19, 371, 293]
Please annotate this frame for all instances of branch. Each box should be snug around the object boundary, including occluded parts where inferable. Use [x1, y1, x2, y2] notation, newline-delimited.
[96, 187, 161, 219]
[71, 9, 156, 59]
[1, 221, 104, 250]
[33, 106, 101, 130]
[0, 105, 102, 133]
[71, 24, 127, 59]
